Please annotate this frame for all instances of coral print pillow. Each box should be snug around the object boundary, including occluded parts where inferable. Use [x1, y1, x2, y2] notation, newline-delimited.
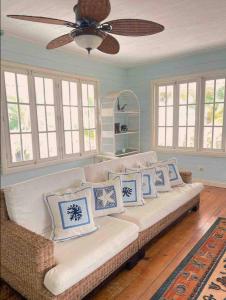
[154, 165, 172, 192]
[82, 177, 124, 218]
[108, 171, 145, 207]
[44, 187, 97, 242]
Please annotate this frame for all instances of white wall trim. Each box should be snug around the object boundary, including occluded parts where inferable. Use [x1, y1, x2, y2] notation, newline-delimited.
[193, 178, 226, 189]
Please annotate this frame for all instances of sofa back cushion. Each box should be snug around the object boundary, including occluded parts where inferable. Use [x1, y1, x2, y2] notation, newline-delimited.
[4, 168, 85, 235]
[84, 151, 158, 182]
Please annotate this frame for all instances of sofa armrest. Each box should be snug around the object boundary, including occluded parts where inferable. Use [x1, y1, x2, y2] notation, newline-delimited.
[179, 171, 192, 184]
[1, 220, 55, 286]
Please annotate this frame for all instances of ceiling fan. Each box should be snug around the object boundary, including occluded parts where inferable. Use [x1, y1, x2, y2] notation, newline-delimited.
[7, 0, 165, 55]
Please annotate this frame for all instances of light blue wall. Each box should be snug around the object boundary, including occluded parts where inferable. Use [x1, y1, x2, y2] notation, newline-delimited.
[127, 48, 226, 184]
[1, 35, 127, 186]
[1, 35, 226, 185]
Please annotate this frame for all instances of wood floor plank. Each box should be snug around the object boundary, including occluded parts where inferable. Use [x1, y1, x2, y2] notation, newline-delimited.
[92, 186, 226, 300]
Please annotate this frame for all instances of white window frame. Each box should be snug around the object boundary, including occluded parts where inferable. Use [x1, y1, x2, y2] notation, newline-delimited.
[1, 61, 100, 174]
[151, 70, 226, 157]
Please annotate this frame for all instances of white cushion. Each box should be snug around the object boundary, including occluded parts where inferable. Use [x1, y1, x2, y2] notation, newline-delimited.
[4, 168, 85, 235]
[84, 151, 158, 182]
[113, 183, 204, 232]
[82, 177, 125, 217]
[45, 187, 97, 241]
[44, 216, 139, 296]
[109, 171, 145, 206]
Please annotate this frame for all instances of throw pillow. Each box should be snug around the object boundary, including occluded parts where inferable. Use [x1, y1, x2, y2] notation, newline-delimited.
[82, 176, 124, 217]
[127, 167, 158, 199]
[44, 187, 98, 242]
[154, 165, 172, 192]
[108, 171, 145, 206]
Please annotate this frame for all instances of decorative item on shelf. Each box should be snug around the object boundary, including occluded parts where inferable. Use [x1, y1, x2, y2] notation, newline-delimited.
[114, 123, 121, 134]
[117, 98, 127, 112]
[121, 125, 128, 133]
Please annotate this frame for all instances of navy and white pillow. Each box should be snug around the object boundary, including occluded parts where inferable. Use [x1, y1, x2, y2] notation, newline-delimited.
[108, 171, 145, 206]
[148, 158, 184, 187]
[44, 187, 98, 242]
[82, 177, 124, 217]
[127, 167, 158, 199]
[154, 165, 172, 192]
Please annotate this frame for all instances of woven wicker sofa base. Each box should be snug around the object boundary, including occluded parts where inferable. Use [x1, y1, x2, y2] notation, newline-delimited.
[1, 240, 139, 300]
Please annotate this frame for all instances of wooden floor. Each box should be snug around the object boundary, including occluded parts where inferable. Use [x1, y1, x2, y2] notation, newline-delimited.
[90, 186, 226, 300]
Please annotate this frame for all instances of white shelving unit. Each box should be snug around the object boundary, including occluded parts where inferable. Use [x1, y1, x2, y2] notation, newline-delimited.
[101, 90, 140, 157]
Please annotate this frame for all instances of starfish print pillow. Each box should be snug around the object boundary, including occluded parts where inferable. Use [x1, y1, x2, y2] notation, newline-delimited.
[82, 176, 125, 217]
[44, 187, 98, 242]
[108, 171, 145, 207]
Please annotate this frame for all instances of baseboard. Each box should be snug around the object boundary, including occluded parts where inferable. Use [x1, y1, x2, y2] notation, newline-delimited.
[193, 179, 226, 189]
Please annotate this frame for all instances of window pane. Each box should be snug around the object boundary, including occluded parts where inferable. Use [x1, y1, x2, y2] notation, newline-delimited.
[62, 81, 70, 105]
[216, 79, 225, 103]
[17, 74, 29, 103]
[46, 106, 56, 131]
[187, 105, 196, 126]
[84, 129, 90, 151]
[65, 131, 72, 154]
[166, 127, 173, 147]
[167, 86, 173, 106]
[71, 107, 79, 130]
[179, 84, 187, 105]
[63, 107, 71, 130]
[203, 127, 212, 149]
[44, 78, 54, 104]
[214, 103, 224, 126]
[48, 132, 57, 157]
[82, 84, 88, 106]
[22, 134, 33, 160]
[166, 107, 173, 126]
[37, 105, 46, 131]
[5, 72, 17, 103]
[159, 86, 166, 106]
[70, 82, 78, 106]
[88, 85, 95, 106]
[8, 104, 20, 133]
[213, 127, 222, 149]
[158, 107, 165, 126]
[187, 127, 195, 148]
[39, 133, 48, 158]
[205, 80, 214, 103]
[83, 107, 89, 129]
[20, 104, 31, 132]
[88, 107, 95, 128]
[90, 129, 96, 150]
[179, 106, 187, 126]
[10, 134, 22, 162]
[204, 104, 214, 126]
[35, 77, 44, 104]
[178, 127, 186, 147]
[72, 131, 80, 153]
[188, 82, 196, 104]
[158, 127, 165, 146]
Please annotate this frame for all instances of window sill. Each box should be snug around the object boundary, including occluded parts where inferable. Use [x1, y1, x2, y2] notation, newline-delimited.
[152, 148, 226, 158]
[1, 153, 97, 175]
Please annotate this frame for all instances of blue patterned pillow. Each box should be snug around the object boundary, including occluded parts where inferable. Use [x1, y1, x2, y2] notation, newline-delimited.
[44, 187, 97, 242]
[82, 177, 124, 217]
[108, 171, 145, 206]
[154, 165, 172, 192]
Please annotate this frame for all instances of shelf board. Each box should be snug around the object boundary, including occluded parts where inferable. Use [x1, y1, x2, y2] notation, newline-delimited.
[115, 131, 139, 136]
[115, 150, 139, 157]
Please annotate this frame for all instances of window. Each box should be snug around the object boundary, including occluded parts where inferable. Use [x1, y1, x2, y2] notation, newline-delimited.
[153, 73, 226, 154]
[1, 64, 99, 172]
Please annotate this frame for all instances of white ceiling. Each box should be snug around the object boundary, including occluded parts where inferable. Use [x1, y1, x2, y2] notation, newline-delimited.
[2, 0, 226, 67]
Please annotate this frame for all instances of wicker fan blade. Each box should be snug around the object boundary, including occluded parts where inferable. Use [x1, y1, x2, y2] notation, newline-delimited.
[47, 33, 74, 49]
[7, 15, 75, 27]
[98, 34, 119, 55]
[108, 19, 164, 36]
[78, 0, 111, 22]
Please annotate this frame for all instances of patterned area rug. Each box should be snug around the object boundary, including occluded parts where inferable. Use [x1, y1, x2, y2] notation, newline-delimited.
[152, 217, 226, 300]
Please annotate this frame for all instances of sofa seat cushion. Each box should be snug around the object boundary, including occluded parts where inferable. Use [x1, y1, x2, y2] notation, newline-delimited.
[113, 183, 203, 232]
[44, 216, 139, 296]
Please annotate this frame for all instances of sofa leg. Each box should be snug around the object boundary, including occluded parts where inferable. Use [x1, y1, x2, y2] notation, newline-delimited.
[192, 202, 200, 212]
[125, 249, 146, 270]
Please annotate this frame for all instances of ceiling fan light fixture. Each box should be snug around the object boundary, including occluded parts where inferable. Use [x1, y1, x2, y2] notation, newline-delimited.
[74, 33, 103, 53]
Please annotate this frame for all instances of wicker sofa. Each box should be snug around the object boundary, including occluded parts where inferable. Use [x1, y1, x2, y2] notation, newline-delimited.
[0, 151, 203, 299]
